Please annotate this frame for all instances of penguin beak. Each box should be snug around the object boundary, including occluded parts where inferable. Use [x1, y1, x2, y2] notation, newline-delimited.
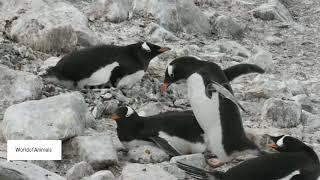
[267, 143, 279, 150]
[160, 82, 170, 93]
[111, 114, 121, 121]
[158, 47, 171, 53]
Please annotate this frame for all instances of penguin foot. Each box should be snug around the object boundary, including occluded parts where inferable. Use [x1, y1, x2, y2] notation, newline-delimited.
[207, 158, 224, 168]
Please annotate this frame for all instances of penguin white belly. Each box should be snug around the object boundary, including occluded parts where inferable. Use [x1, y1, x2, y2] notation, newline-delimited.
[279, 170, 300, 180]
[78, 62, 119, 88]
[117, 70, 145, 88]
[187, 73, 228, 161]
[158, 131, 206, 154]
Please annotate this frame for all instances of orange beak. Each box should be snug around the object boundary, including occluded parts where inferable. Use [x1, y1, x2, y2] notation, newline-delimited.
[160, 82, 169, 93]
[158, 47, 171, 53]
[111, 114, 121, 121]
[267, 143, 278, 150]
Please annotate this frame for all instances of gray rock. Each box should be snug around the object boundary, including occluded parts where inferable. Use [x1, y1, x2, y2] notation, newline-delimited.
[133, 0, 211, 35]
[170, 153, 206, 169]
[252, 0, 293, 23]
[128, 145, 170, 163]
[248, 48, 274, 72]
[2, 0, 96, 53]
[216, 39, 251, 58]
[265, 36, 284, 45]
[0, 160, 65, 180]
[38, 56, 60, 75]
[0, 65, 43, 120]
[2, 92, 90, 140]
[120, 163, 178, 180]
[244, 75, 293, 99]
[285, 79, 305, 96]
[137, 102, 165, 116]
[290, 94, 313, 113]
[66, 161, 94, 180]
[158, 162, 186, 180]
[88, 0, 132, 23]
[92, 102, 106, 119]
[71, 135, 118, 169]
[82, 170, 115, 180]
[261, 98, 302, 128]
[301, 111, 320, 129]
[146, 23, 178, 42]
[214, 15, 244, 39]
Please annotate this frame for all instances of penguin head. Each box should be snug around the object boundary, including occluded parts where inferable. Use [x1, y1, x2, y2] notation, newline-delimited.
[268, 135, 308, 153]
[134, 42, 170, 62]
[161, 56, 200, 92]
[111, 106, 138, 121]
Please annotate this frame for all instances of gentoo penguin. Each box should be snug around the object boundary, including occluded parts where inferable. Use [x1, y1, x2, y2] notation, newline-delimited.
[43, 42, 170, 89]
[111, 106, 205, 156]
[176, 135, 320, 180]
[160, 56, 264, 167]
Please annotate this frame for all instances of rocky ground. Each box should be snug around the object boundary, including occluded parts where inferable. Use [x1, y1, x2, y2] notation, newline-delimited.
[0, 0, 319, 179]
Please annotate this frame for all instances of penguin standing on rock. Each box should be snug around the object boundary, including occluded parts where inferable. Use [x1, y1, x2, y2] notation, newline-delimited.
[160, 56, 264, 167]
[43, 42, 170, 89]
[176, 135, 320, 180]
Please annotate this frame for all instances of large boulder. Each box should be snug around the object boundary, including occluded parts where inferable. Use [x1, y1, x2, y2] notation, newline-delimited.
[70, 135, 118, 170]
[0, 0, 96, 53]
[0, 160, 65, 180]
[133, 0, 211, 35]
[0, 65, 43, 120]
[2, 92, 91, 140]
[261, 98, 302, 128]
[88, 0, 132, 22]
[252, 0, 293, 23]
[120, 163, 178, 180]
[66, 161, 94, 180]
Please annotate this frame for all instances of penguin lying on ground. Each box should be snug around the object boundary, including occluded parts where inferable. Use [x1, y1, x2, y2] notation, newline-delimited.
[112, 106, 203, 156]
[42, 42, 170, 89]
[176, 135, 320, 180]
[160, 56, 264, 167]
[112, 62, 264, 157]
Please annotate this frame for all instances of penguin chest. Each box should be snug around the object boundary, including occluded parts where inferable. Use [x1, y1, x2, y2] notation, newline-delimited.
[77, 62, 119, 88]
[158, 131, 206, 154]
[117, 70, 145, 88]
[187, 73, 228, 160]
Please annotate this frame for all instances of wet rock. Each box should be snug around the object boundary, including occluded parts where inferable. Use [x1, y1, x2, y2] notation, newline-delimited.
[82, 170, 115, 180]
[133, 0, 211, 35]
[88, 0, 132, 23]
[214, 15, 244, 39]
[0, 65, 43, 119]
[146, 23, 178, 42]
[128, 145, 170, 163]
[252, 0, 293, 23]
[120, 163, 177, 180]
[0, 160, 65, 180]
[3, 92, 90, 140]
[71, 135, 118, 170]
[261, 98, 302, 128]
[66, 161, 94, 180]
[170, 153, 206, 169]
[2, 0, 96, 53]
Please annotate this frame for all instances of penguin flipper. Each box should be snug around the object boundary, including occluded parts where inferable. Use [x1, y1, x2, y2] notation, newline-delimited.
[208, 81, 248, 113]
[149, 136, 181, 157]
[223, 64, 265, 82]
[176, 161, 223, 180]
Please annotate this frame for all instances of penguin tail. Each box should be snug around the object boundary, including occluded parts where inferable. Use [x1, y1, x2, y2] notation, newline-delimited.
[176, 161, 223, 180]
[223, 64, 265, 82]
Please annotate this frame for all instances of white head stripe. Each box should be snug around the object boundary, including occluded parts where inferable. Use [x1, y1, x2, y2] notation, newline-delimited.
[142, 42, 151, 51]
[168, 65, 173, 76]
[126, 106, 134, 117]
[276, 135, 289, 147]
